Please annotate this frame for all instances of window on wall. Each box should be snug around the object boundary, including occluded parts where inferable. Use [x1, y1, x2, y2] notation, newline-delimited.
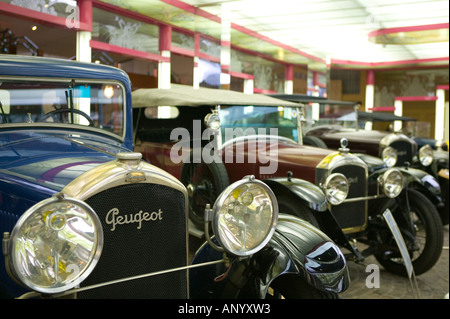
[198, 59, 220, 88]
[171, 31, 195, 52]
[230, 77, 244, 92]
[199, 37, 220, 59]
[92, 7, 159, 54]
[330, 70, 360, 94]
[171, 53, 194, 86]
[231, 49, 284, 93]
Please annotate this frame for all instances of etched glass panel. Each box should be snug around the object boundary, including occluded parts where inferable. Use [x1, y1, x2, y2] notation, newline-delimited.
[171, 31, 195, 51]
[92, 7, 159, 54]
[1, 0, 77, 18]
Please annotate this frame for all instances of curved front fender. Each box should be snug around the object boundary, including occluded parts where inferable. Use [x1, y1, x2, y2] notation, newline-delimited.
[369, 167, 441, 203]
[266, 214, 349, 294]
[393, 167, 442, 205]
[189, 214, 349, 299]
[263, 177, 328, 212]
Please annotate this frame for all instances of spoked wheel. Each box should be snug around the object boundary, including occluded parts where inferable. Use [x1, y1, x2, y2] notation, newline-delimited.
[375, 189, 443, 276]
[180, 156, 229, 228]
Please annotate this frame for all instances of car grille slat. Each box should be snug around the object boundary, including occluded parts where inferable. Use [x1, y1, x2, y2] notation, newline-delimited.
[80, 183, 187, 299]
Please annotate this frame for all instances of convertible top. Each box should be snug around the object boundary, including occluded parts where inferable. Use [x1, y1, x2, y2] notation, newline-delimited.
[357, 111, 416, 122]
[268, 93, 417, 122]
[267, 93, 357, 106]
[132, 85, 300, 108]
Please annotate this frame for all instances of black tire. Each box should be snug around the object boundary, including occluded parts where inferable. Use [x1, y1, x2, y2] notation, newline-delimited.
[437, 176, 448, 225]
[180, 155, 229, 228]
[302, 135, 328, 149]
[267, 274, 339, 299]
[374, 189, 443, 276]
[277, 195, 320, 227]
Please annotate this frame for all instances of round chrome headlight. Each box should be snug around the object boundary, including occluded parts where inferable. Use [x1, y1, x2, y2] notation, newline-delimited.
[380, 168, 403, 198]
[323, 173, 348, 205]
[382, 146, 398, 167]
[204, 111, 221, 130]
[211, 177, 278, 257]
[8, 194, 103, 294]
[419, 144, 433, 167]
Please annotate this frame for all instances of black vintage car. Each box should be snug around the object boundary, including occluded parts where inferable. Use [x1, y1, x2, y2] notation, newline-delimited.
[270, 93, 448, 225]
[0, 55, 349, 299]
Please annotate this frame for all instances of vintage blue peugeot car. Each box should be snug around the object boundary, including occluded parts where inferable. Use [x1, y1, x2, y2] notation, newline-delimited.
[0, 55, 349, 299]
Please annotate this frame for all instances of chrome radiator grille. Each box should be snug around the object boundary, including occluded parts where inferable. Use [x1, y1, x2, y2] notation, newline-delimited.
[79, 183, 187, 298]
[330, 165, 367, 233]
[390, 140, 414, 166]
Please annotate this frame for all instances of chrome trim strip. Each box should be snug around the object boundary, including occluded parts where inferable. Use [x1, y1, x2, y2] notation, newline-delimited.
[62, 156, 187, 200]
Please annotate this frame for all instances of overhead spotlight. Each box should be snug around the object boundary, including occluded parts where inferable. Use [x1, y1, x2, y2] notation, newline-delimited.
[31, 26, 37, 31]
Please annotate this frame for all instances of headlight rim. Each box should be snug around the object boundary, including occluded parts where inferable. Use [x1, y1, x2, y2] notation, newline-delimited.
[211, 176, 278, 257]
[380, 168, 404, 198]
[418, 144, 434, 167]
[323, 173, 349, 205]
[382, 146, 398, 168]
[204, 111, 221, 130]
[8, 194, 103, 294]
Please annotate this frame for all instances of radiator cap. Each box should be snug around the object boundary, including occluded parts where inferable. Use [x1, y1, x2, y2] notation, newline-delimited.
[116, 152, 142, 163]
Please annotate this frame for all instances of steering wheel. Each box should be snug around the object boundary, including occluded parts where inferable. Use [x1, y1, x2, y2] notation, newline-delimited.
[39, 108, 94, 126]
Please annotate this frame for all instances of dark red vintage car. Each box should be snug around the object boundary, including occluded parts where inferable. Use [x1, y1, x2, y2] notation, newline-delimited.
[132, 85, 443, 277]
[269, 93, 448, 225]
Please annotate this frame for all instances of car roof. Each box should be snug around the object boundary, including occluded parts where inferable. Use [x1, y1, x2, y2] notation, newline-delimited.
[132, 84, 300, 108]
[357, 111, 416, 122]
[0, 54, 131, 87]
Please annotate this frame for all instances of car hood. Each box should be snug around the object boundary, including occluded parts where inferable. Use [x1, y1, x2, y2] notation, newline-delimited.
[222, 136, 336, 182]
[223, 137, 335, 166]
[307, 127, 388, 144]
[275, 139, 335, 167]
[0, 129, 129, 194]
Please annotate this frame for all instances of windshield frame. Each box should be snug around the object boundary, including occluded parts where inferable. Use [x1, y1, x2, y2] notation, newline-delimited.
[218, 104, 302, 145]
[0, 75, 127, 143]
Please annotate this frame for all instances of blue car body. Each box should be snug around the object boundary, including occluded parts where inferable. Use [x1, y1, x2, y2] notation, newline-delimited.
[0, 55, 349, 299]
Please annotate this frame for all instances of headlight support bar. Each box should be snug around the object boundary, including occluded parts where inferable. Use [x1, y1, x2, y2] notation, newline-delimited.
[14, 258, 227, 299]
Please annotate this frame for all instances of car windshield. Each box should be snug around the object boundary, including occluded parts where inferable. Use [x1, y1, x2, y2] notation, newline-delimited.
[219, 105, 300, 142]
[302, 103, 358, 130]
[0, 79, 125, 137]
